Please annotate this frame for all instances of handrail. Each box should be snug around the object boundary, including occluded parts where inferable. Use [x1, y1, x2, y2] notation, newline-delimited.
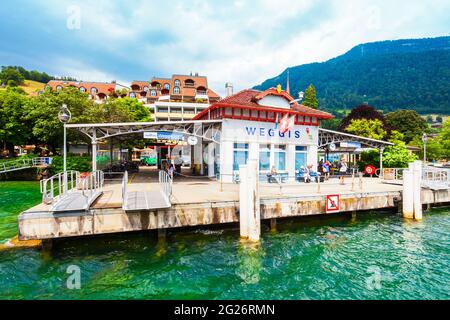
[40, 170, 78, 204]
[422, 167, 449, 189]
[159, 170, 172, 200]
[32, 157, 52, 166]
[122, 171, 128, 209]
[40, 170, 104, 208]
[0, 158, 32, 173]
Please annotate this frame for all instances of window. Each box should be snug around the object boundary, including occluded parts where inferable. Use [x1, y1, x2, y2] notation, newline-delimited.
[91, 87, 98, 94]
[259, 144, 271, 171]
[174, 86, 180, 94]
[233, 143, 248, 171]
[79, 87, 86, 93]
[56, 85, 63, 91]
[163, 83, 170, 90]
[295, 146, 307, 171]
[274, 144, 286, 171]
[129, 92, 136, 99]
[150, 90, 157, 96]
[143, 86, 149, 92]
[174, 79, 181, 87]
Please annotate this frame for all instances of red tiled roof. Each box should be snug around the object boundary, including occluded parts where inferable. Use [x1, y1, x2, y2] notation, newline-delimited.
[47, 80, 116, 95]
[193, 88, 333, 120]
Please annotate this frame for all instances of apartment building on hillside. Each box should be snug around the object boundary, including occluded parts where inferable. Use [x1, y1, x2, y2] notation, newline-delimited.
[129, 73, 221, 122]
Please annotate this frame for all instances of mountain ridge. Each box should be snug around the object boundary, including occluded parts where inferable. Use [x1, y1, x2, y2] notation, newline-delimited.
[253, 36, 450, 114]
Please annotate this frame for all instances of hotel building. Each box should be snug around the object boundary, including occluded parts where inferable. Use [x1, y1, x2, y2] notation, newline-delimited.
[129, 74, 221, 122]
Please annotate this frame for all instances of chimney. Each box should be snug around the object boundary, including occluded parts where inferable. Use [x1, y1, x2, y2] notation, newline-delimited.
[225, 82, 233, 97]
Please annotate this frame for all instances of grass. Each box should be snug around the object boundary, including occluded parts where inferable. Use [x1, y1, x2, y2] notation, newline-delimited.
[0, 80, 45, 94]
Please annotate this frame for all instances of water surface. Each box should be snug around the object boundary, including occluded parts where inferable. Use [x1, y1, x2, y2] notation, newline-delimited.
[0, 181, 449, 299]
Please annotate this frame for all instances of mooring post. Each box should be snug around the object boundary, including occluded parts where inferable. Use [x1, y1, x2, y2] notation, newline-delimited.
[239, 164, 249, 240]
[402, 167, 414, 219]
[239, 160, 260, 242]
[413, 160, 423, 220]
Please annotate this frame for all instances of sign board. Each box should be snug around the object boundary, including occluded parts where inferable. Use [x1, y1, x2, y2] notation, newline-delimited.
[340, 141, 362, 148]
[326, 194, 340, 213]
[143, 131, 184, 141]
[365, 165, 376, 176]
[187, 136, 198, 146]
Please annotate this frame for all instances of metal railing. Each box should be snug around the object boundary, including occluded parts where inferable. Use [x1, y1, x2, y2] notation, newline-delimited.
[40, 170, 78, 204]
[40, 170, 104, 208]
[159, 170, 173, 200]
[32, 157, 52, 166]
[122, 171, 128, 209]
[422, 167, 450, 190]
[0, 158, 32, 173]
[380, 168, 405, 181]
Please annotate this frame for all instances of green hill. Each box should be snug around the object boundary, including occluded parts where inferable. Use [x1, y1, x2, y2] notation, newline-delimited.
[253, 36, 450, 114]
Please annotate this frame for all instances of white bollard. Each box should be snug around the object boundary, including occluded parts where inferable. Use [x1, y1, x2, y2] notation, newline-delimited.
[413, 160, 423, 220]
[239, 164, 249, 239]
[247, 159, 260, 242]
[402, 169, 414, 219]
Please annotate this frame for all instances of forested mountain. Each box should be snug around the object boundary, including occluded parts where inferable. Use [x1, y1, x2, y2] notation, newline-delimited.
[253, 36, 450, 114]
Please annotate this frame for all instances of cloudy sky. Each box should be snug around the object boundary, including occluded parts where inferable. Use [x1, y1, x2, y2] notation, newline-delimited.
[0, 0, 448, 95]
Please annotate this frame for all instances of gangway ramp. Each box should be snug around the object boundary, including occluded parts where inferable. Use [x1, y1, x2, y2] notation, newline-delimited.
[40, 170, 104, 212]
[122, 170, 172, 211]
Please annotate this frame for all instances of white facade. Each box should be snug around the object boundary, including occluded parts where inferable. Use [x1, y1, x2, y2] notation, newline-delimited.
[217, 119, 319, 183]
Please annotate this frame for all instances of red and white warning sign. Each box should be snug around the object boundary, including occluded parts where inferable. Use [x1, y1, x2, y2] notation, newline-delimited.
[326, 194, 340, 213]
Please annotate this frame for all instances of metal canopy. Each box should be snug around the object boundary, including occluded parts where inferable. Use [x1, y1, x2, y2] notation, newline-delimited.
[66, 119, 223, 143]
[318, 128, 393, 150]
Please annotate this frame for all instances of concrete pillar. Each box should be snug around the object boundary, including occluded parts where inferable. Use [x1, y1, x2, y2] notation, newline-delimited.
[92, 130, 97, 172]
[286, 144, 296, 181]
[402, 169, 414, 219]
[239, 159, 260, 242]
[413, 160, 423, 220]
[220, 141, 234, 183]
[239, 164, 249, 239]
[207, 143, 215, 178]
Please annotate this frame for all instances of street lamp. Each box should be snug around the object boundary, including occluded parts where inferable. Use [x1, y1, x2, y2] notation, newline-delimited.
[58, 104, 72, 185]
[422, 133, 427, 165]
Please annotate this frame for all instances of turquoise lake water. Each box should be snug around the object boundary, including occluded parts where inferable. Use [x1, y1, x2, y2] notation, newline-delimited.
[0, 181, 449, 299]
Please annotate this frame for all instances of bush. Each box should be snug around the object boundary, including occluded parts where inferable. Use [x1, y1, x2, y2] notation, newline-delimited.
[49, 155, 91, 175]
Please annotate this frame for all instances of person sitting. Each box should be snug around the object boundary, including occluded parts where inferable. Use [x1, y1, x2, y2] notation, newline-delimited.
[267, 166, 279, 183]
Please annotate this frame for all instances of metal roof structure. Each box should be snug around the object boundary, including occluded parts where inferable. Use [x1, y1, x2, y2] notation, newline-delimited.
[318, 128, 394, 150]
[66, 119, 223, 143]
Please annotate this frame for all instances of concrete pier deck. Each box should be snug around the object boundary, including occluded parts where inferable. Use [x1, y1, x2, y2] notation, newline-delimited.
[18, 168, 450, 241]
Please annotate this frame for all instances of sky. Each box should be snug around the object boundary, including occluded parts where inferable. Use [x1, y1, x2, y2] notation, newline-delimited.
[0, 0, 449, 96]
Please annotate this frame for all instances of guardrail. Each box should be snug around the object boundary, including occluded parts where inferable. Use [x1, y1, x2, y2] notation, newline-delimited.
[1, 158, 32, 173]
[40, 170, 78, 204]
[40, 170, 104, 208]
[422, 167, 450, 190]
[159, 170, 173, 200]
[32, 157, 52, 166]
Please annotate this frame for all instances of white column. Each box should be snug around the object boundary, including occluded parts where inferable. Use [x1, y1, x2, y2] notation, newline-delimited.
[239, 159, 260, 242]
[239, 164, 249, 239]
[413, 160, 423, 220]
[307, 145, 318, 171]
[92, 129, 97, 172]
[220, 141, 234, 183]
[207, 143, 215, 178]
[402, 169, 414, 219]
[379, 148, 384, 178]
[286, 144, 296, 181]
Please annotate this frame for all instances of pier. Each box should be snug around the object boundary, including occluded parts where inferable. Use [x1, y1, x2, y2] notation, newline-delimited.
[17, 166, 450, 241]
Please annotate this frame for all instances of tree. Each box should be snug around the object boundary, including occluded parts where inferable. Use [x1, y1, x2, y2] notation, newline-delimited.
[0, 67, 25, 86]
[345, 119, 387, 140]
[383, 143, 418, 168]
[338, 104, 389, 133]
[426, 115, 433, 123]
[385, 109, 427, 143]
[25, 86, 95, 153]
[302, 84, 318, 109]
[436, 115, 443, 123]
[440, 119, 450, 159]
[0, 89, 32, 155]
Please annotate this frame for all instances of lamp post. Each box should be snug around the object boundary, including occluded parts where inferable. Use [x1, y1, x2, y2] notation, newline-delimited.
[422, 133, 427, 165]
[58, 104, 72, 192]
